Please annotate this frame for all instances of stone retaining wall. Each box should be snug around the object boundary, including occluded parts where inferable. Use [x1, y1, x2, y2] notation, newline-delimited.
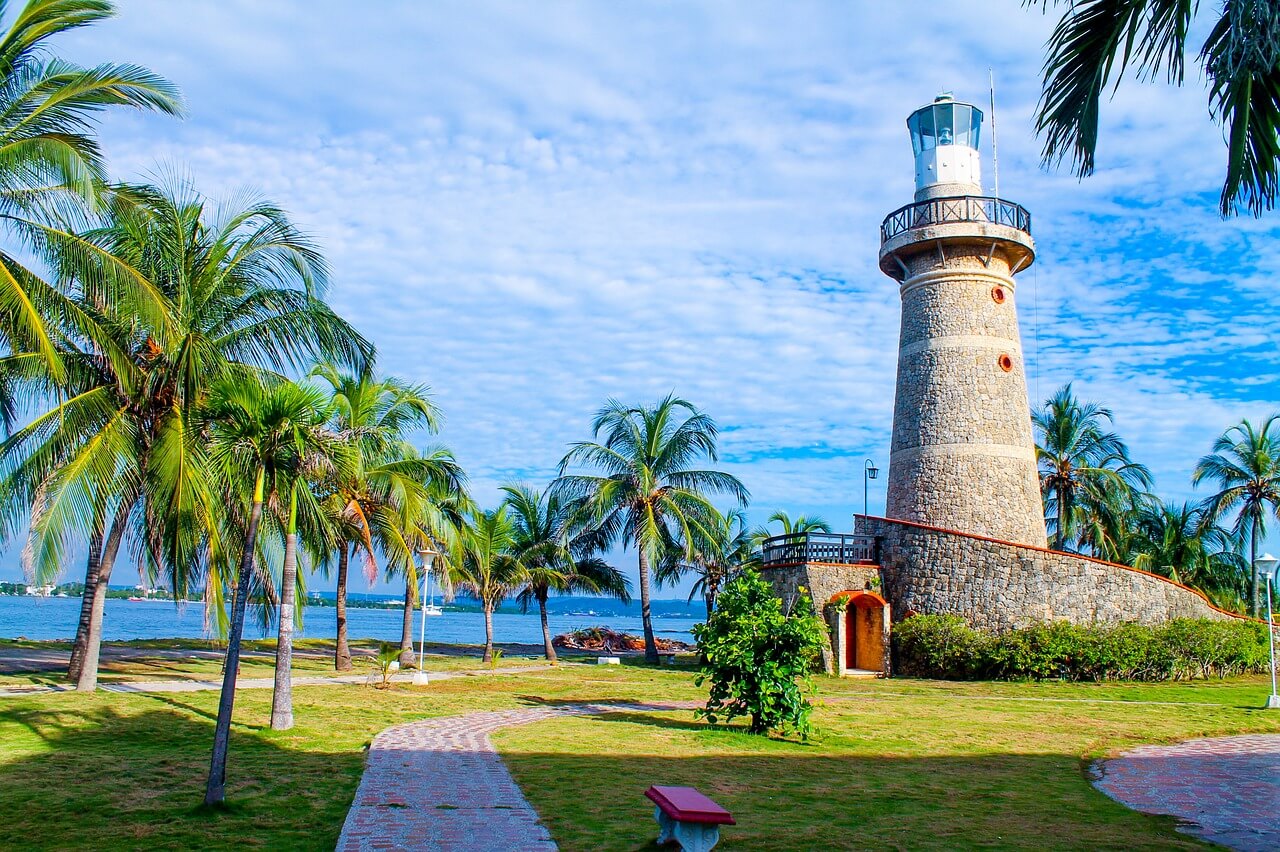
[761, 562, 883, 675]
[855, 515, 1238, 632]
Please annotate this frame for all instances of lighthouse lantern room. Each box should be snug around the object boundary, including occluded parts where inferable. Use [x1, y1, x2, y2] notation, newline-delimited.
[907, 94, 983, 200]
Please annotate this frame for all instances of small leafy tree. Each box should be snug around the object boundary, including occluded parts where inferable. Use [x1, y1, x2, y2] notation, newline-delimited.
[692, 569, 826, 737]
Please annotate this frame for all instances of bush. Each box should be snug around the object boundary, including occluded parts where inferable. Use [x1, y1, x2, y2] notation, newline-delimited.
[893, 614, 1271, 682]
[892, 614, 989, 679]
[693, 569, 827, 737]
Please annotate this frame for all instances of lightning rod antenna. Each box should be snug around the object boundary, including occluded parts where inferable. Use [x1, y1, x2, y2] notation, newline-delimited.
[989, 68, 1000, 198]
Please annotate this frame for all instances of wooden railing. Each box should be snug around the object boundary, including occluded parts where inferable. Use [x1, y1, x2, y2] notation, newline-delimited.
[761, 532, 879, 567]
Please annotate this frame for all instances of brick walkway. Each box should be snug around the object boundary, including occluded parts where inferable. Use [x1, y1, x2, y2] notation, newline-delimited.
[1092, 734, 1280, 852]
[337, 701, 698, 852]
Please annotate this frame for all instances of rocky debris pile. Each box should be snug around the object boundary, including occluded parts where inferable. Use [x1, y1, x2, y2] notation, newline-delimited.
[552, 626, 693, 653]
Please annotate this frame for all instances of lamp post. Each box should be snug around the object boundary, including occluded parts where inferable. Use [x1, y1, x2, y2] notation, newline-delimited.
[414, 546, 437, 686]
[863, 458, 879, 519]
[1257, 553, 1279, 709]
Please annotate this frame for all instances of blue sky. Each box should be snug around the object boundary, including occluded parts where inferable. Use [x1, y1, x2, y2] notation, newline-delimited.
[6, 1, 1280, 594]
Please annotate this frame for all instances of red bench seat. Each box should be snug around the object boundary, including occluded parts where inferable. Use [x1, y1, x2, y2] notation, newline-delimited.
[644, 785, 736, 826]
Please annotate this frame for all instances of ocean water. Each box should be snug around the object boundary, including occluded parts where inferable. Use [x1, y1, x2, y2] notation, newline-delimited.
[0, 595, 701, 646]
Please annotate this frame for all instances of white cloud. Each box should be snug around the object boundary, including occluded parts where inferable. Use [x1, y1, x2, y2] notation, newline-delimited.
[12, 0, 1275, 591]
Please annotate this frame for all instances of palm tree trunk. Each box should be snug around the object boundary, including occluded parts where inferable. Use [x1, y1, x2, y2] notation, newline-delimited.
[206, 468, 265, 807]
[75, 498, 133, 692]
[270, 488, 298, 731]
[399, 579, 415, 667]
[335, 544, 352, 671]
[1251, 521, 1260, 618]
[1056, 483, 1069, 550]
[638, 549, 659, 664]
[67, 521, 105, 682]
[482, 602, 495, 663]
[538, 591, 556, 663]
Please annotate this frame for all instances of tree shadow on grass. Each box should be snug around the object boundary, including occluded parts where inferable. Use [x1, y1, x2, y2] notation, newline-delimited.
[499, 747, 1210, 852]
[0, 704, 361, 850]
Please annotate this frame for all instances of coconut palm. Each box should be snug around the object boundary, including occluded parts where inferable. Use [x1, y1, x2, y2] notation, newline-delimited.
[1071, 478, 1155, 564]
[451, 505, 526, 663]
[389, 451, 467, 668]
[554, 395, 748, 663]
[660, 506, 758, 619]
[1030, 0, 1280, 215]
[502, 483, 630, 662]
[1193, 415, 1280, 616]
[749, 509, 832, 550]
[0, 0, 182, 380]
[0, 180, 371, 690]
[1131, 501, 1247, 606]
[264, 424, 354, 731]
[200, 376, 342, 805]
[309, 363, 464, 670]
[1034, 384, 1152, 552]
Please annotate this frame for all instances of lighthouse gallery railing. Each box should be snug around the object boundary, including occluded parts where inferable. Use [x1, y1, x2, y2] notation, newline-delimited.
[761, 532, 879, 567]
[880, 195, 1032, 244]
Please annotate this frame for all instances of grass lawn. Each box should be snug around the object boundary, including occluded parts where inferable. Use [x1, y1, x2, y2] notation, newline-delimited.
[0, 655, 1276, 850]
[0, 638, 567, 688]
[499, 675, 1280, 851]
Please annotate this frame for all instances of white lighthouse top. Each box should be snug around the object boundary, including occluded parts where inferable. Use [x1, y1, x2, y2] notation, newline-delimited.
[907, 93, 983, 201]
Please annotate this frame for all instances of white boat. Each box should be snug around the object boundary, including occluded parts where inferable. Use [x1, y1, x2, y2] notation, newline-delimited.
[424, 604, 444, 617]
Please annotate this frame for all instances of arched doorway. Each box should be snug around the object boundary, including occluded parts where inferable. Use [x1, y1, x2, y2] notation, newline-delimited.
[841, 591, 888, 673]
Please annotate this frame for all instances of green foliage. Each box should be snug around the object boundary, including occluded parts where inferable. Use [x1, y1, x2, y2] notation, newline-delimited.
[692, 569, 826, 737]
[894, 614, 1272, 682]
[372, 642, 400, 688]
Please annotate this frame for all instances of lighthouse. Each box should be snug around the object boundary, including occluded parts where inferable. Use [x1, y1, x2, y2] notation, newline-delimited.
[877, 93, 1047, 547]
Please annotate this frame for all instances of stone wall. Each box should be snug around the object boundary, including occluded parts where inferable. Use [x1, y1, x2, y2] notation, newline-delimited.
[856, 515, 1238, 632]
[761, 561, 884, 675]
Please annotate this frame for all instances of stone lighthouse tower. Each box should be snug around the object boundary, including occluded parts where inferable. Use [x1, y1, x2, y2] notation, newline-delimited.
[877, 94, 1047, 547]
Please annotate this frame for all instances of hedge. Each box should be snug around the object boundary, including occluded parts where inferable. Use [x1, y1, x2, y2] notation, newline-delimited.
[893, 615, 1272, 681]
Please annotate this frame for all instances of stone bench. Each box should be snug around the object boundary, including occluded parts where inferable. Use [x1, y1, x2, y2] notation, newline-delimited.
[644, 784, 735, 851]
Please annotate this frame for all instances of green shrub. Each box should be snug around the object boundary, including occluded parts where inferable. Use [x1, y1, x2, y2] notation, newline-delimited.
[693, 569, 827, 737]
[892, 613, 988, 679]
[893, 614, 1270, 682]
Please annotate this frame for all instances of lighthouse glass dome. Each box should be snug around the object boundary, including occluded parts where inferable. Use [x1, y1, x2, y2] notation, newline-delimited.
[907, 95, 984, 198]
[908, 100, 982, 153]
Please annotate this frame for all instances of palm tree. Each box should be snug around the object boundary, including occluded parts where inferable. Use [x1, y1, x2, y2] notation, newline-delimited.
[661, 506, 758, 619]
[1131, 501, 1247, 607]
[1193, 415, 1280, 617]
[0, 180, 371, 691]
[1033, 384, 1152, 552]
[451, 505, 526, 663]
[266, 424, 352, 731]
[502, 483, 630, 662]
[554, 395, 748, 663]
[1031, 0, 1280, 215]
[0, 0, 182, 378]
[201, 377, 342, 805]
[310, 363, 463, 670]
[749, 509, 831, 549]
[1071, 479, 1154, 564]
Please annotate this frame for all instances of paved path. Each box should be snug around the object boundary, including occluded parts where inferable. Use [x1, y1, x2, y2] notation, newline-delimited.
[337, 701, 699, 852]
[1092, 734, 1280, 851]
[0, 665, 553, 697]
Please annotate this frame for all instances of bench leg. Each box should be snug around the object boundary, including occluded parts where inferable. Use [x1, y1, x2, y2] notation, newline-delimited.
[672, 821, 721, 852]
[654, 805, 677, 845]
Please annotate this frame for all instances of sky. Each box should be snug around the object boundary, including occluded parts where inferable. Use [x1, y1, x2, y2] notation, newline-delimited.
[6, 1, 1280, 595]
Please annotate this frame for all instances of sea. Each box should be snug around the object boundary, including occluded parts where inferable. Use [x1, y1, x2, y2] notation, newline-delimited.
[0, 592, 704, 647]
